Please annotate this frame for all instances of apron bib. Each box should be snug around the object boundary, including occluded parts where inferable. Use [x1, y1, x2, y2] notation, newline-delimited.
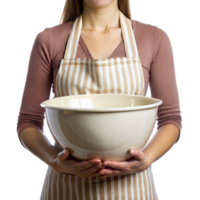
[54, 10, 145, 98]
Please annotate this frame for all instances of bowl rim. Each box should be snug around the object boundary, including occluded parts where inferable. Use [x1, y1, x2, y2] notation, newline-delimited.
[40, 94, 162, 112]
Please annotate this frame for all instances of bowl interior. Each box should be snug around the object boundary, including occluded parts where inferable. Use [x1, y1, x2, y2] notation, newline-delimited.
[41, 94, 162, 111]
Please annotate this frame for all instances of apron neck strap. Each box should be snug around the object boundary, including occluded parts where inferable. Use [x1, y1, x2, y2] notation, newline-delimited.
[64, 10, 138, 59]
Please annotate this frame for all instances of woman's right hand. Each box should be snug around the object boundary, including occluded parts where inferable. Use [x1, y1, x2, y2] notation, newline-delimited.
[50, 148, 104, 178]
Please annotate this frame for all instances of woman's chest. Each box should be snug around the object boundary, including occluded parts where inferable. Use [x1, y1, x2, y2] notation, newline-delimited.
[81, 29, 123, 59]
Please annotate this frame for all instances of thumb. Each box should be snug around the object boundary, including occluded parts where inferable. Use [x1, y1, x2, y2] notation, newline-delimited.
[58, 149, 70, 161]
[129, 148, 144, 161]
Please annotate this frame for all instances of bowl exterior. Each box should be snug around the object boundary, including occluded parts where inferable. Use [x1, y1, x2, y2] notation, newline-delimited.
[45, 107, 157, 161]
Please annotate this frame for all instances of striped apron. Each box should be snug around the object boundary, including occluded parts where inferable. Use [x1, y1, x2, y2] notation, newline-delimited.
[40, 10, 158, 200]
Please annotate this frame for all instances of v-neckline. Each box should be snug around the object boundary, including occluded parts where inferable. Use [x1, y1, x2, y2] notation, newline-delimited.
[80, 36, 123, 59]
[69, 21, 124, 59]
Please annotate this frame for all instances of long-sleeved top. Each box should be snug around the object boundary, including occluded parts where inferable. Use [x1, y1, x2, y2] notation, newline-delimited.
[16, 19, 182, 148]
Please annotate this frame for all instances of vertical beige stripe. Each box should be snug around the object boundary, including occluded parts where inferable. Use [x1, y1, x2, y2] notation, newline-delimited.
[130, 173, 134, 199]
[142, 170, 148, 200]
[83, 65, 89, 94]
[56, 60, 64, 96]
[121, 175, 125, 200]
[144, 170, 150, 200]
[88, 177, 96, 200]
[70, 18, 80, 59]
[139, 172, 145, 200]
[127, 64, 134, 94]
[50, 169, 54, 200]
[68, 175, 73, 200]
[63, 64, 71, 96]
[124, 175, 131, 200]
[128, 17, 137, 57]
[127, 17, 137, 57]
[147, 168, 153, 200]
[129, 61, 136, 94]
[96, 176, 101, 200]
[64, 17, 78, 59]
[60, 61, 66, 96]
[57, 173, 62, 200]
[90, 61, 96, 94]
[136, 173, 140, 200]
[133, 173, 137, 200]
[123, 58, 131, 94]
[70, 64, 77, 95]
[119, 12, 131, 58]
[56, 60, 65, 97]
[94, 61, 98, 93]
[100, 178, 108, 199]
[53, 171, 58, 200]
[117, 59, 124, 94]
[117, 176, 122, 200]
[120, 58, 128, 94]
[134, 61, 140, 95]
[92, 177, 97, 199]
[62, 174, 66, 200]
[140, 172, 145, 200]
[83, 60, 92, 94]
[81, 177, 86, 200]
[95, 64, 100, 93]
[72, 175, 77, 200]
[108, 64, 114, 94]
[59, 61, 69, 96]
[102, 65, 107, 93]
[137, 173, 143, 200]
[114, 176, 119, 200]
[107, 177, 112, 200]
[46, 168, 52, 200]
[138, 63, 145, 96]
[78, 176, 83, 200]
[137, 61, 144, 95]
[104, 62, 111, 93]
[77, 63, 84, 94]
[110, 176, 115, 200]
[85, 178, 91, 200]
[51, 170, 57, 200]
[99, 63, 104, 93]
[127, 174, 131, 200]
[55, 61, 62, 97]
[114, 60, 121, 94]
[74, 176, 79, 200]
[141, 171, 147, 200]
[87, 60, 94, 94]
[56, 173, 60, 200]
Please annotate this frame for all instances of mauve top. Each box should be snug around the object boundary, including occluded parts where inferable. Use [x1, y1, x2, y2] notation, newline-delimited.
[17, 19, 182, 148]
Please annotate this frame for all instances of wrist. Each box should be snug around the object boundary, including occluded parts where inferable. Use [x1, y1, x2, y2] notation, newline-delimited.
[143, 150, 154, 167]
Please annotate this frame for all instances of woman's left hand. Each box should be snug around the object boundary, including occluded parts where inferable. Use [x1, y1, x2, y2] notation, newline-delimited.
[99, 148, 152, 179]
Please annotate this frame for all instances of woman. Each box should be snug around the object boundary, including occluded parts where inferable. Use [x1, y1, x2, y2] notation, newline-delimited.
[17, 0, 182, 199]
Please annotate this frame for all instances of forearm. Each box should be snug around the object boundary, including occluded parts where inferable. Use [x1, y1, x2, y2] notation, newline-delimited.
[142, 124, 180, 165]
[19, 127, 59, 168]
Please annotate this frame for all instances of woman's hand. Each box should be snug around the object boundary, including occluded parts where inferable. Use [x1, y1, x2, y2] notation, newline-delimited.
[98, 148, 152, 179]
[50, 148, 105, 178]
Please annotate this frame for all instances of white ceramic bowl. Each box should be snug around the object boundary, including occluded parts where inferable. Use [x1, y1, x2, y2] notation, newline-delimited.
[41, 94, 162, 161]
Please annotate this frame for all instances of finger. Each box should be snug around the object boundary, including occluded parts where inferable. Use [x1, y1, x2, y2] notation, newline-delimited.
[77, 160, 101, 170]
[81, 163, 103, 177]
[102, 161, 129, 170]
[129, 148, 145, 161]
[58, 150, 69, 161]
[99, 168, 122, 177]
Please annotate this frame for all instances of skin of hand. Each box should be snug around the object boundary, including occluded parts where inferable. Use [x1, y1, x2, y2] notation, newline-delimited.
[98, 148, 150, 179]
